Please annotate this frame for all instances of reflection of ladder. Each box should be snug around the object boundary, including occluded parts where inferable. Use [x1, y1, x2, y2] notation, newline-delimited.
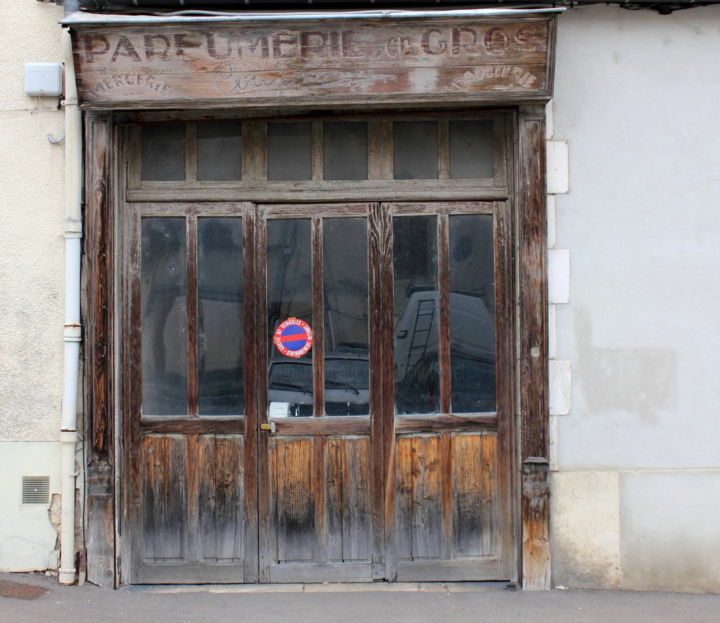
[407, 298, 435, 367]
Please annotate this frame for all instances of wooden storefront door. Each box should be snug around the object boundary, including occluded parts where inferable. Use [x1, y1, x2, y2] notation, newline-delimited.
[124, 198, 513, 584]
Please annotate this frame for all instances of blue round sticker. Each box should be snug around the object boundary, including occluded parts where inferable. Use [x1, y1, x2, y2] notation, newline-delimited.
[273, 318, 314, 358]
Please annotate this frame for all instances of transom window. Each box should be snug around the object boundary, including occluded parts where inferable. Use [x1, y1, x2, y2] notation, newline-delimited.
[135, 114, 505, 187]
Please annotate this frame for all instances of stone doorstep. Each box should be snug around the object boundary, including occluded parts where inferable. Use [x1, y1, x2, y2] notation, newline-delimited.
[132, 581, 508, 595]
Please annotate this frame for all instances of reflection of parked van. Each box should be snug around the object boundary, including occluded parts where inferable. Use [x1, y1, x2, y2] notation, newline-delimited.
[268, 353, 369, 417]
[395, 289, 495, 414]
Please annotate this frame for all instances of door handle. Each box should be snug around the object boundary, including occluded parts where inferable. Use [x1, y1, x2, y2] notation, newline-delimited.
[260, 422, 276, 433]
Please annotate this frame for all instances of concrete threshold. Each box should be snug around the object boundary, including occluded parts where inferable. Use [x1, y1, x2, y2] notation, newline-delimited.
[134, 581, 508, 595]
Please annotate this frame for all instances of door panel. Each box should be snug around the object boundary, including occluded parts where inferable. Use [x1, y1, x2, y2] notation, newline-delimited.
[385, 202, 513, 582]
[127, 204, 256, 584]
[257, 204, 379, 583]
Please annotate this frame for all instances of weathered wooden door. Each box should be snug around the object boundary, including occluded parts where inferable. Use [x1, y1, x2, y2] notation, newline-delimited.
[125, 203, 259, 583]
[382, 202, 514, 582]
[256, 204, 382, 582]
[253, 201, 513, 582]
[125, 199, 512, 584]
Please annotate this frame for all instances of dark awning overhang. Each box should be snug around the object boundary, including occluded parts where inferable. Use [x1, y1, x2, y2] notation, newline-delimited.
[58, 1, 717, 17]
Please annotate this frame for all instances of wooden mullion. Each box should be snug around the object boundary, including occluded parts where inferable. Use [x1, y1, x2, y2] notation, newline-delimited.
[312, 121, 323, 182]
[186, 123, 198, 182]
[369, 121, 393, 181]
[438, 213, 451, 414]
[243, 122, 267, 182]
[312, 217, 325, 417]
[368, 202, 386, 579]
[126, 124, 141, 190]
[242, 203, 259, 583]
[186, 216, 199, 418]
[379, 202, 397, 581]
[438, 121, 450, 180]
[125, 203, 144, 581]
[255, 209, 271, 582]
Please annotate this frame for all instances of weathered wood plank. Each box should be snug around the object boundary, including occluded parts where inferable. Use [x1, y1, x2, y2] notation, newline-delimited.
[270, 437, 315, 563]
[451, 432, 497, 558]
[394, 436, 413, 561]
[141, 435, 187, 561]
[517, 110, 550, 590]
[84, 111, 116, 587]
[410, 435, 443, 560]
[197, 435, 245, 563]
[71, 19, 554, 107]
[344, 437, 372, 562]
[326, 436, 372, 563]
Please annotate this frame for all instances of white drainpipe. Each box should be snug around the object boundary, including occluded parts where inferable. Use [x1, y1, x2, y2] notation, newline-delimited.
[59, 26, 83, 586]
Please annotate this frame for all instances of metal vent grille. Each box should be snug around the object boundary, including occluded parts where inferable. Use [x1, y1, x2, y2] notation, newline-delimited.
[21, 476, 50, 505]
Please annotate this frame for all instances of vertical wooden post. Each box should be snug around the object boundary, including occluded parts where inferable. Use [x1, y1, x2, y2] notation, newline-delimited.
[83, 111, 116, 587]
[517, 106, 550, 590]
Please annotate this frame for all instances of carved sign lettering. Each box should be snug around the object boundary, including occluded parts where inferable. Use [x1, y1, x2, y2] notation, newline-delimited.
[71, 18, 554, 107]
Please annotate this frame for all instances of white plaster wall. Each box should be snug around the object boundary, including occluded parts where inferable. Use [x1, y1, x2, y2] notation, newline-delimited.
[551, 5, 720, 592]
[0, 2, 65, 442]
[0, 2, 65, 572]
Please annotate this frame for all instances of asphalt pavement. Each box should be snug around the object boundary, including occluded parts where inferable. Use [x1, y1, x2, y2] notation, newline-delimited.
[1, 572, 719, 623]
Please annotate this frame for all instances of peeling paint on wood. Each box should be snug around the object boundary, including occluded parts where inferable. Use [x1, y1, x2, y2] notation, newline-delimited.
[70, 19, 554, 107]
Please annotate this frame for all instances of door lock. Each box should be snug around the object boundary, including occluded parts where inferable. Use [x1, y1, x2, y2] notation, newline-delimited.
[260, 422, 276, 433]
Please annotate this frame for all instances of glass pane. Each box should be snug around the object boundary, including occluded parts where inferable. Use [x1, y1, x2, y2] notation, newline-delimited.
[141, 218, 187, 415]
[141, 124, 186, 181]
[449, 121, 494, 179]
[198, 218, 244, 415]
[449, 215, 496, 413]
[393, 216, 438, 415]
[323, 218, 369, 416]
[323, 122, 368, 181]
[267, 219, 313, 417]
[393, 121, 438, 180]
[267, 122, 312, 181]
[197, 123, 242, 181]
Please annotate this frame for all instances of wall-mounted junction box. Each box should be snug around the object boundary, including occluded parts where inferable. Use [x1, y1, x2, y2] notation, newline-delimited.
[24, 62, 63, 97]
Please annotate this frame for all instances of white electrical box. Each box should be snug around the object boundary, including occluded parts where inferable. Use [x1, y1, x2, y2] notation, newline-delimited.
[24, 62, 63, 97]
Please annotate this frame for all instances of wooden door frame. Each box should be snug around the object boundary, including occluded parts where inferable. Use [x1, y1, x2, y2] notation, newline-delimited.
[82, 105, 549, 589]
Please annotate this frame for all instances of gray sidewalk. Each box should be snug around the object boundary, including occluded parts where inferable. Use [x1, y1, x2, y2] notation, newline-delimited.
[2, 572, 720, 623]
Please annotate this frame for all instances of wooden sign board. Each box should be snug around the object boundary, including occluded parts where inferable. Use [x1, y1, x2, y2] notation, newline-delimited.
[71, 17, 555, 108]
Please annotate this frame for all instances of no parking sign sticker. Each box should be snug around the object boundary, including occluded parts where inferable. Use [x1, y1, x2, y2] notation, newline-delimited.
[273, 318, 313, 358]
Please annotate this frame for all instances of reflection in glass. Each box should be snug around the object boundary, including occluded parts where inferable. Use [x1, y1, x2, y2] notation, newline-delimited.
[141, 124, 186, 181]
[197, 123, 243, 181]
[141, 218, 187, 415]
[198, 218, 244, 415]
[393, 216, 438, 414]
[267, 219, 313, 417]
[393, 122, 438, 180]
[267, 122, 312, 181]
[323, 218, 369, 415]
[323, 122, 368, 181]
[449, 121, 494, 179]
[449, 215, 496, 412]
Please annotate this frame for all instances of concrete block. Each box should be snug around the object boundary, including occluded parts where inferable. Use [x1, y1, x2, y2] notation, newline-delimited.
[550, 360, 571, 415]
[545, 100, 554, 140]
[551, 471, 622, 589]
[547, 195, 556, 248]
[549, 415, 559, 472]
[546, 140, 569, 194]
[548, 249, 570, 305]
[548, 304, 557, 360]
[620, 471, 720, 593]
